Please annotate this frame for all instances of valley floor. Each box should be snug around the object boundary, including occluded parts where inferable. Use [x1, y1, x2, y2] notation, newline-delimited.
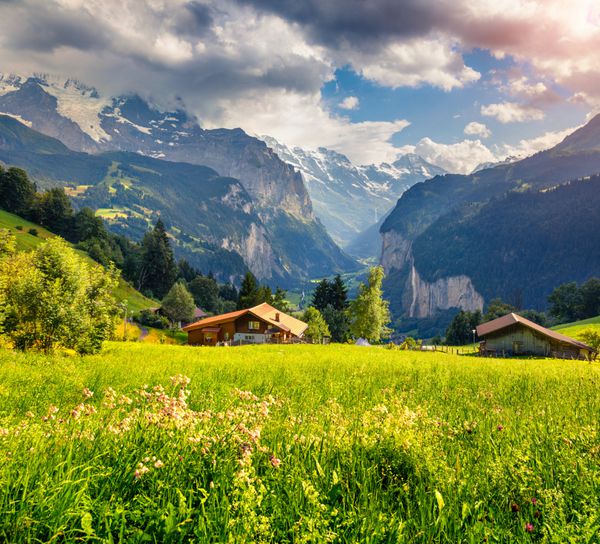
[0, 343, 598, 542]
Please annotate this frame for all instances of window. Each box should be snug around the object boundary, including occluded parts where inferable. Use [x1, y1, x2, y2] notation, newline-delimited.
[248, 321, 261, 330]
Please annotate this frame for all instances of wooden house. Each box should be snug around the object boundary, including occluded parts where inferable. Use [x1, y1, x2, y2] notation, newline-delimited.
[182, 302, 308, 346]
[476, 313, 595, 359]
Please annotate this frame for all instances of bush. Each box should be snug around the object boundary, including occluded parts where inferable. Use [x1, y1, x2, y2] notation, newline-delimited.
[0, 237, 119, 353]
[137, 309, 170, 330]
[28, 228, 38, 237]
[15, 225, 23, 231]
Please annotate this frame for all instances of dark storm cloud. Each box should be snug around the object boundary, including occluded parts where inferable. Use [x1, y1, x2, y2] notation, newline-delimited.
[235, 0, 441, 48]
[173, 1, 215, 37]
[2, 2, 108, 52]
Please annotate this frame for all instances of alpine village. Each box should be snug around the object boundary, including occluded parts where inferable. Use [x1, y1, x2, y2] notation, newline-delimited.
[0, 1, 599, 542]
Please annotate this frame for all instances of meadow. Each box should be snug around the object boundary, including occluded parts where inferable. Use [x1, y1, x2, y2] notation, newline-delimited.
[0, 343, 598, 543]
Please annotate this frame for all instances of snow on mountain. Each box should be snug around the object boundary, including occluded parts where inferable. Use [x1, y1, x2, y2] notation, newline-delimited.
[261, 136, 447, 251]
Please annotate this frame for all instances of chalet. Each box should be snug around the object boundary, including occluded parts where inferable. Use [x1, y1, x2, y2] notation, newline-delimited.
[182, 302, 308, 346]
[476, 313, 595, 359]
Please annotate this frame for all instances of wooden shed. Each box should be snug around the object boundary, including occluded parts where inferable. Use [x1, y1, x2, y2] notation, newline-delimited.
[476, 313, 595, 360]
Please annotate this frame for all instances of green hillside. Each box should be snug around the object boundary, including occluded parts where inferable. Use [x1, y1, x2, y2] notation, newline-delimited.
[0, 209, 155, 312]
[552, 314, 600, 338]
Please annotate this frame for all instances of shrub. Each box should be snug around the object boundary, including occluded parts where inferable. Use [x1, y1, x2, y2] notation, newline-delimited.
[28, 228, 38, 237]
[0, 237, 119, 353]
[137, 309, 170, 330]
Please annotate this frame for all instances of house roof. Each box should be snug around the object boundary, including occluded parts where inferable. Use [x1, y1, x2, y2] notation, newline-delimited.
[476, 313, 594, 352]
[182, 302, 308, 337]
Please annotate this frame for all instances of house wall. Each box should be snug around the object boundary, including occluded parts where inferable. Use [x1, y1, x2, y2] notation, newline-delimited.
[483, 324, 585, 358]
[235, 315, 270, 334]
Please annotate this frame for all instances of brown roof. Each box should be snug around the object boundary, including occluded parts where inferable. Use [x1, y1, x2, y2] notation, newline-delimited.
[476, 313, 594, 352]
[182, 302, 308, 337]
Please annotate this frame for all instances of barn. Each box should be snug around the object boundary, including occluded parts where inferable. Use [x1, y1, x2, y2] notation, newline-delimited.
[182, 302, 308, 346]
[476, 313, 595, 359]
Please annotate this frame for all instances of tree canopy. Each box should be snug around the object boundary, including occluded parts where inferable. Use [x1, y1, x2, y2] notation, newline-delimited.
[348, 266, 391, 342]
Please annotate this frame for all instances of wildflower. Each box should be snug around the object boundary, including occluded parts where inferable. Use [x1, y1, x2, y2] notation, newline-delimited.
[82, 387, 94, 399]
[154, 459, 164, 468]
[511, 503, 520, 512]
[525, 523, 534, 533]
[134, 464, 150, 479]
[531, 497, 537, 505]
[497, 425, 504, 431]
[25, 411, 35, 418]
[270, 455, 281, 468]
[0, 428, 8, 436]
[209, 481, 215, 489]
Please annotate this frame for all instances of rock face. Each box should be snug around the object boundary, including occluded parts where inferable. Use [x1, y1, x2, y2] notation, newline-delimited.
[0, 74, 356, 283]
[407, 265, 484, 318]
[261, 135, 446, 252]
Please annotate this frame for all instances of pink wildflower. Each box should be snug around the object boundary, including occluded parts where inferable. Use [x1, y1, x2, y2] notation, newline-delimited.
[270, 455, 281, 468]
[531, 497, 537, 505]
[497, 425, 504, 431]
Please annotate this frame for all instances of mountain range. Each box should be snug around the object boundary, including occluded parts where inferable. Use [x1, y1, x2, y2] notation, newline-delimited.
[261, 135, 446, 253]
[0, 73, 357, 284]
[380, 114, 600, 329]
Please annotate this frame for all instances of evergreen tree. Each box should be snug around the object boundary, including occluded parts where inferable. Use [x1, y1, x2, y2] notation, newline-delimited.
[139, 219, 177, 299]
[330, 275, 349, 310]
[272, 287, 290, 313]
[321, 304, 350, 343]
[311, 278, 331, 311]
[257, 285, 273, 305]
[219, 282, 238, 302]
[177, 259, 199, 283]
[347, 266, 391, 342]
[161, 282, 195, 326]
[302, 307, 331, 343]
[238, 271, 261, 309]
[0, 167, 36, 217]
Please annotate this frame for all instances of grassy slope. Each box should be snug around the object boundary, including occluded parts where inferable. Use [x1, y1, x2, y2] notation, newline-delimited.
[0, 209, 155, 313]
[0, 343, 598, 542]
[552, 315, 600, 338]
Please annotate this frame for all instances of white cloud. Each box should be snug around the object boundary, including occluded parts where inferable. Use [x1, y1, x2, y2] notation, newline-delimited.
[221, 91, 409, 164]
[414, 137, 497, 174]
[464, 121, 491, 138]
[498, 126, 579, 158]
[338, 96, 359, 110]
[347, 38, 480, 91]
[481, 102, 545, 123]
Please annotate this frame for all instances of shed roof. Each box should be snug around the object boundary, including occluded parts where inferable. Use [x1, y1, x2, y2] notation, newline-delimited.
[182, 302, 308, 337]
[476, 313, 594, 352]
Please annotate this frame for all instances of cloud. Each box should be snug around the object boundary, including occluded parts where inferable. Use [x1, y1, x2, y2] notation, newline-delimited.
[338, 96, 359, 110]
[498, 126, 579, 158]
[481, 102, 545, 123]
[412, 137, 497, 174]
[464, 121, 491, 138]
[0, 0, 597, 164]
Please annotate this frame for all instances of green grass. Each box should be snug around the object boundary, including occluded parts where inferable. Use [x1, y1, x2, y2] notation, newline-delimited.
[0, 342, 598, 542]
[553, 315, 600, 339]
[0, 209, 155, 312]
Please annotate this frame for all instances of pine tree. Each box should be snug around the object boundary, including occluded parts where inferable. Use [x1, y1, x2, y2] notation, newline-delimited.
[139, 219, 177, 299]
[238, 271, 261, 309]
[347, 266, 391, 342]
[311, 278, 331, 311]
[330, 274, 349, 310]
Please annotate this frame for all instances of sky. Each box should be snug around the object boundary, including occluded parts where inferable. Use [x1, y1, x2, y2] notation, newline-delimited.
[0, 0, 599, 173]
